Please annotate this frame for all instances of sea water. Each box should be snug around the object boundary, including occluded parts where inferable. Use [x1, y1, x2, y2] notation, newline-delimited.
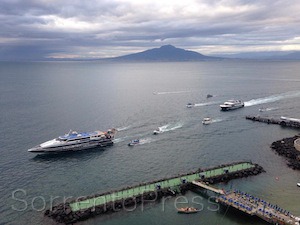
[0, 60, 300, 225]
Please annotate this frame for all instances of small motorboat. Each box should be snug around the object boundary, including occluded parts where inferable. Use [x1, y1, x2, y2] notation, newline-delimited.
[177, 207, 199, 214]
[207, 94, 213, 98]
[186, 103, 194, 108]
[297, 183, 300, 187]
[128, 139, 140, 146]
[202, 117, 212, 125]
[153, 128, 163, 135]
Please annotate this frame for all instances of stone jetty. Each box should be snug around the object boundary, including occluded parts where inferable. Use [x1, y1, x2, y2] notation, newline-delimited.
[45, 161, 264, 224]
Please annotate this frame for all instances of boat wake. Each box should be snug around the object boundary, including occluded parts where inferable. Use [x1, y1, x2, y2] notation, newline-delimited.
[244, 91, 300, 107]
[157, 122, 183, 133]
[137, 138, 153, 145]
[114, 137, 128, 143]
[211, 118, 223, 123]
[194, 101, 219, 107]
[153, 90, 191, 95]
[116, 126, 131, 131]
[259, 107, 278, 112]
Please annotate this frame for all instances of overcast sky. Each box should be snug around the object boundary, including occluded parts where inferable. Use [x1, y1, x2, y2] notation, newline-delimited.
[1, 0, 300, 60]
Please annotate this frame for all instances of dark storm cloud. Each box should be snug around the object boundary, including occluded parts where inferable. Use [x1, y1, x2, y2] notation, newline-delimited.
[0, 0, 300, 60]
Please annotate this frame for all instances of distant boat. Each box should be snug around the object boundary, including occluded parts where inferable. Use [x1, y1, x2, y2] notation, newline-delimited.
[207, 94, 213, 98]
[128, 139, 140, 146]
[186, 103, 194, 108]
[297, 183, 300, 187]
[153, 127, 163, 135]
[177, 207, 199, 214]
[202, 117, 212, 125]
[220, 100, 244, 111]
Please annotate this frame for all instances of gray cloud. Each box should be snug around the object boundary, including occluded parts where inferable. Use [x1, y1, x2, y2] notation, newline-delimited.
[1, 0, 300, 60]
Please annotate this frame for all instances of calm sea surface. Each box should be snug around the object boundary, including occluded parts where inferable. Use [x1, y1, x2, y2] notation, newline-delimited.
[0, 61, 300, 225]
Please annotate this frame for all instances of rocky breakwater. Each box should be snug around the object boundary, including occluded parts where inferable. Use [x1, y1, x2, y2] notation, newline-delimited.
[271, 135, 300, 170]
[200, 163, 265, 184]
[45, 183, 190, 224]
[44, 161, 264, 224]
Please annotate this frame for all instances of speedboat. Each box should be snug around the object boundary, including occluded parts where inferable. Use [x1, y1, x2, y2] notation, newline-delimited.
[128, 139, 140, 146]
[207, 94, 213, 98]
[297, 183, 300, 187]
[186, 103, 194, 108]
[220, 100, 244, 111]
[202, 117, 212, 125]
[177, 207, 199, 214]
[28, 129, 116, 153]
[153, 127, 163, 135]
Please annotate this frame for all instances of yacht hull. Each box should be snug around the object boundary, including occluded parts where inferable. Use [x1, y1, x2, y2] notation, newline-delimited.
[220, 105, 244, 111]
[28, 129, 116, 154]
[28, 140, 113, 153]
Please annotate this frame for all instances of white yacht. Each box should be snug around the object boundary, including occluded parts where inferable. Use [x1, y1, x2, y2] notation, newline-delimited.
[28, 129, 116, 153]
[202, 117, 212, 125]
[220, 100, 244, 111]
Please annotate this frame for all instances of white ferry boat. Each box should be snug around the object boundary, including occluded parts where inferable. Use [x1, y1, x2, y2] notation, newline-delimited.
[220, 100, 244, 111]
[28, 129, 116, 153]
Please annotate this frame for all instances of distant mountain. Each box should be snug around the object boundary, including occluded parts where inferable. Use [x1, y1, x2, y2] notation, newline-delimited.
[278, 51, 300, 60]
[109, 45, 221, 61]
[213, 51, 300, 60]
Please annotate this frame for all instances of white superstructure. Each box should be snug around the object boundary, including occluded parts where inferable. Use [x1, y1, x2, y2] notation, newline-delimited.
[220, 100, 244, 111]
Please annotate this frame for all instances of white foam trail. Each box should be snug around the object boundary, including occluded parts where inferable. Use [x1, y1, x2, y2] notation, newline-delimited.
[245, 91, 300, 107]
[157, 122, 183, 133]
[259, 107, 279, 112]
[211, 118, 223, 123]
[114, 137, 127, 143]
[194, 101, 219, 107]
[154, 90, 191, 95]
[138, 138, 153, 145]
[116, 126, 131, 131]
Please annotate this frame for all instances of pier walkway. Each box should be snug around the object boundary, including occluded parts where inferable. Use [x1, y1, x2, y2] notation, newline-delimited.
[217, 191, 300, 225]
[70, 162, 255, 212]
[191, 180, 225, 194]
